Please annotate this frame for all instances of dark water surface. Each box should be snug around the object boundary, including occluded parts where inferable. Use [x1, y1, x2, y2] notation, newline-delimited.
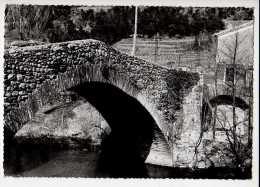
[4, 142, 251, 179]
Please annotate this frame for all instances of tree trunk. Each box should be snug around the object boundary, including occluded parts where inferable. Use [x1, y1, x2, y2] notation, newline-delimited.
[212, 65, 218, 140]
[232, 34, 238, 152]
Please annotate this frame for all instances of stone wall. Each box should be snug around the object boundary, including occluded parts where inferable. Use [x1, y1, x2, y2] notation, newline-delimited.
[170, 74, 204, 167]
[4, 39, 200, 151]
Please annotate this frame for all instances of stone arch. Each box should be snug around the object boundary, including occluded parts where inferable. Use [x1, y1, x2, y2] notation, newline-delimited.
[208, 95, 249, 110]
[5, 63, 164, 177]
[202, 94, 249, 127]
[70, 82, 158, 177]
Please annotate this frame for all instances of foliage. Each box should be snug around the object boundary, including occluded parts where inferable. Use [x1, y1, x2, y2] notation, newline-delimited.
[5, 5, 134, 45]
[200, 32, 253, 170]
[5, 6, 253, 45]
[218, 7, 254, 20]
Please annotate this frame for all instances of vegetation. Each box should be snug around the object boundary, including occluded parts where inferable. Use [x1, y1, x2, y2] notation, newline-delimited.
[5, 5, 254, 46]
[200, 32, 253, 172]
[5, 5, 135, 45]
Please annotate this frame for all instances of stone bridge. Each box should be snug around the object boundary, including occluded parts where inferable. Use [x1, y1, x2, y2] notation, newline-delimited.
[4, 39, 202, 168]
[201, 21, 253, 137]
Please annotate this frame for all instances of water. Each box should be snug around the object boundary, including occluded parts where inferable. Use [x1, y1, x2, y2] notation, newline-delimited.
[4, 143, 150, 178]
[6, 149, 100, 177]
[4, 142, 251, 178]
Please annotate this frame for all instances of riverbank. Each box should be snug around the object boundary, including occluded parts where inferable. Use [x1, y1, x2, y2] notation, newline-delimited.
[13, 99, 110, 149]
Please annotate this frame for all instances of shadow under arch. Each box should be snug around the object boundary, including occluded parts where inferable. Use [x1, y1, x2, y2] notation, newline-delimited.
[69, 81, 158, 178]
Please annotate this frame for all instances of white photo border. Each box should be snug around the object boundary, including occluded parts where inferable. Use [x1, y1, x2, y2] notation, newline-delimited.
[0, 1, 258, 187]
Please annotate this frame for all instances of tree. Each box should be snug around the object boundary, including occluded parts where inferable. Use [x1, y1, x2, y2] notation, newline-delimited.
[204, 31, 253, 171]
[4, 6, 253, 45]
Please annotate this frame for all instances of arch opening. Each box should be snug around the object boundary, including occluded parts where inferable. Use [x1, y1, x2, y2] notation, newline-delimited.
[208, 95, 249, 110]
[70, 82, 158, 177]
[202, 95, 250, 128]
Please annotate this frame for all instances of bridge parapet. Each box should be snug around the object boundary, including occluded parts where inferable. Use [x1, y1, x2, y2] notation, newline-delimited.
[4, 40, 164, 131]
[4, 39, 200, 167]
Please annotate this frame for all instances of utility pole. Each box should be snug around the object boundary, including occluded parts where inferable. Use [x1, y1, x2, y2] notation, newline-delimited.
[131, 6, 138, 56]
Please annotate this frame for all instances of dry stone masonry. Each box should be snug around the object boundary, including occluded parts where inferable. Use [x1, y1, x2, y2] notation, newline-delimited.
[4, 39, 200, 167]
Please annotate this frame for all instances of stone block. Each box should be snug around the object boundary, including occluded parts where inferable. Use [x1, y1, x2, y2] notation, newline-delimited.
[12, 91, 19, 96]
[7, 74, 14, 80]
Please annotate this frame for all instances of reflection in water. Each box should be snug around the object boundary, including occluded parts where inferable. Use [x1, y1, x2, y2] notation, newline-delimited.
[97, 132, 148, 178]
[4, 140, 149, 178]
[4, 141, 251, 178]
[4, 141, 147, 178]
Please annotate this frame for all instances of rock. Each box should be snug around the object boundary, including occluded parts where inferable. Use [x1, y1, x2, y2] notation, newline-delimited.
[12, 91, 19, 96]
[19, 91, 26, 95]
[7, 74, 14, 80]
[136, 80, 144, 89]
[19, 83, 26, 88]
[22, 95, 28, 100]
[67, 43, 74, 49]
[6, 86, 11, 91]
[52, 46, 62, 51]
[17, 74, 23, 81]
[5, 92, 11, 97]
[197, 161, 206, 168]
